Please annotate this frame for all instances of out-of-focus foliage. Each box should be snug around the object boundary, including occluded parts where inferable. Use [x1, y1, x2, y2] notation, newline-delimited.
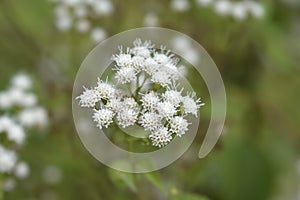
[0, 0, 299, 199]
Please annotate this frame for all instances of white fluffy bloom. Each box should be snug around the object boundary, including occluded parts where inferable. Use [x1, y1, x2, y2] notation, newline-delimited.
[143, 58, 159, 75]
[131, 38, 153, 58]
[0, 116, 14, 132]
[196, 0, 213, 7]
[11, 73, 32, 91]
[169, 116, 189, 137]
[140, 91, 160, 111]
[116, 109, 138, 128]
[157, 101, 177, 119]
[153, 53, 172, 65]
[91, 27, 107, 43]
[149, 127, 172, 148]
[214, 0, 232, 16]
[92, 108, 114, 129]
[0, 146, 17, 173]
[171, 0, 190, 12]
[246, 1, 265, 18]
[131, 56, 145, 73]
[182, 93, 204, 117]
[0, 92, 13, 109]
[162, 89, 183, 107]
[14, 161, 29, 179]
[18, 107, 48, 128]
[139, 112, 162, 131]
[143, 12, 158, 27]
[231, 2, 248, 21]
[122, 97, 139, 111]
[76, 87, 101, 107]
[114, 67, 137, 84]
[112, 53, 132, 68]
[92, 0, 114, 16]
[151, 70, 172, 87]
[20, 93, 37, 107]
[75, 18, 90, 33]
[7, 124, 25, 145]
[105, 98, 122, 113]
[95, 78, 115, 100]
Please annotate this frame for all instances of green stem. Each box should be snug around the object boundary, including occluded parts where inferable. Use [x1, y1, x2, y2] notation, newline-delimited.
[0, 174, 3, 200]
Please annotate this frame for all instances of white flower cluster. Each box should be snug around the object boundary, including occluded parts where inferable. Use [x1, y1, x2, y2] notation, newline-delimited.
[77, 39, 204, 148]
[170, 0, 265, 20]
[50, 0, 113, 43]
[0, 73, 48, 191]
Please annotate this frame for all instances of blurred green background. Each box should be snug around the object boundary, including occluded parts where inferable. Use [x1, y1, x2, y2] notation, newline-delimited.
[0, 0, 300, 199]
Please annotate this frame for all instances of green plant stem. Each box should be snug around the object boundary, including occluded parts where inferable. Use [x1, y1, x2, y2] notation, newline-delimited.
[0, 174, 3, 200]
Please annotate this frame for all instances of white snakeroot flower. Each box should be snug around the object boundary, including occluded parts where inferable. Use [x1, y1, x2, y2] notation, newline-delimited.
[7, 125, 25, 145]
[0, 116, 14, 132]
[114, 67, 137, 84]
[11, 73, 32, 91]
[95, 78, 115, 100]
[214, 0, 232, 16]
[14, 161, 29, 179]
[116, 109, 138, 128]
[92, 0, 114, 16]
[105, 98, 122, 113]
[164, 62, 180, 80]
[92, 108, 114, 129]
[143, 58, 159, 75]
[149, 127, 172, 148]
[162, 89, 183, 107]
[153, 53, 172, 65]
[91, 27, 107, 43]
[75, 19, 90, 33]
[171, 0, 190, 12]
[143, 12, 158, 27]
[112, 52, 132, 68]
[131, 39, 153, 58]
[18, 107, 48, 128]
[76, 87, 101, 107]
[246, 1, 265, 18]
[140, 91, 160, 111]
[21, 93, 37, 107]
[0, 92, 13, 109]
[122, 97, 139, 111]
[197, 0, 213, 7]
[139, 112, 162, 131]
[169, 116, 189, 137]
[182, 93, 204, 117]
[151, 70, 172, 87]
[157, 101, 177, 119]
[231, 2, 248, 21]
[131, 56, 145, 73]
[0, 146, 17, 173]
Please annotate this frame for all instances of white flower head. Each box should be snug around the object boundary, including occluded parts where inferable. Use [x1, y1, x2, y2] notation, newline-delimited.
[116, 109, 138, 128]
[162, 87, 183, 107]
[131, 56, 145, 73]
[92, 108, 114, 129]
[18, 107, 48, 128]
[7, 124, 25, 145]
[171, 0, 190, 12]
[169, 116, 189, 137]
[182, 92, 204, 117]
[11, 73, 32, 91]
[14, 161, 29, 179]
[157, 101, 177, 119]
[111, 48, 132, 68]
[139, 112, 162, 131]
[0, 116, 14, 132]
[140, 91, 160, 111]
[94, 78, 116, 100]
[122, 97, 140, 111]
[151, 70, 172, 87]
[149, 127, 173, 148]
[131, 38, 154, 58]
[114, 66, 137, 84]
[105, 98, 122, 113]
[91, 27, 107, 43]
[142, 58, 159, 75]
[0, 146, 17, 173]
[214, 0, 232, 16]
[76, 87, 101, 108]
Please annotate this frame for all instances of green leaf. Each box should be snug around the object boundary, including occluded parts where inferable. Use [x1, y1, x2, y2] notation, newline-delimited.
[145, 172, 168, 194]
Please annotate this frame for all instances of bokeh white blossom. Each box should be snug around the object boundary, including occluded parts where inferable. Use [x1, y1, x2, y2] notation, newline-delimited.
[0, 73, 48, 192]
[50, 0, 114, 43]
